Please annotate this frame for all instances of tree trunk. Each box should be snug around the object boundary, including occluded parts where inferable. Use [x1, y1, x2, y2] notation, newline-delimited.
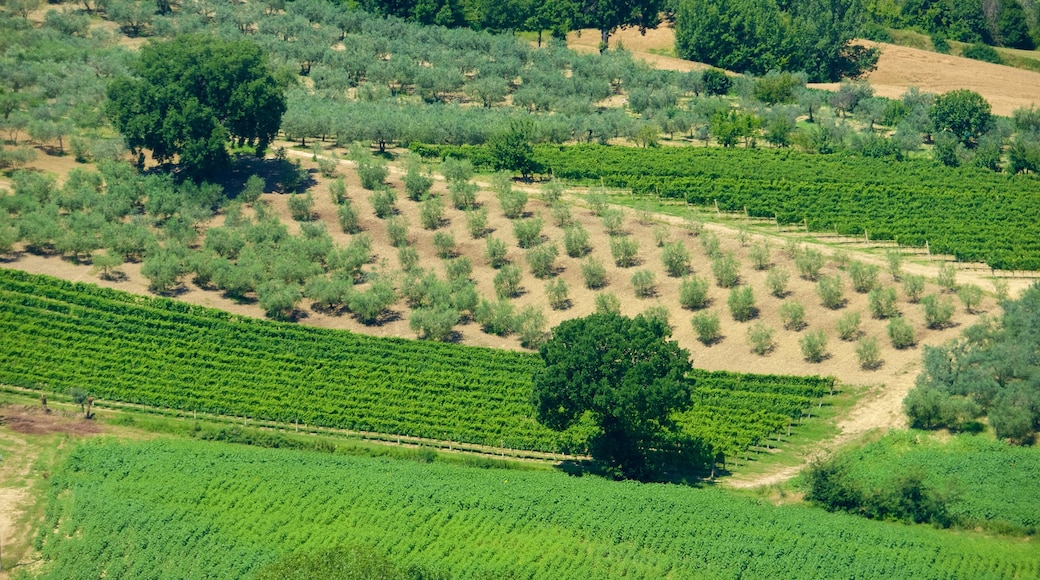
[600, 29, 610, 53]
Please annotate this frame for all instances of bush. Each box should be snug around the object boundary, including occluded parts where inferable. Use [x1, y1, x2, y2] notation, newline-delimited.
[848, 261, 880, 293]
[404, 158, 434, 201]
[475, 298, 515, 335]
[444, 256, 472, 283]
[903, 274, 926, 303]
[836, 311, 862, 341]
[526, 243, 558, 279]
[287, 193, 314, 221]
[440, 157, 474, 183]
[409, 305, 460, 342]
[541, 179, 565, 204]
[631, 269, 656, 298]
[817, 275, 846, 309]
[921, 293, 955, 329]
[749, 240, 771, 270]
[679, 275, 710, 310]
[385, 216, 409, 248]
[766, 267, 790, 298]
[795, 247, 824, 281]
[499, 190, 528, 219]
[397, 246, 420, 272]
[594, 292, 621, 314]
[449, 180, 479, 210]
[493, 265, 522, 299]
[747, 322, 775, 355]
[799, 330, 828, 363]
[484, 236, 508, 268]
[465, 207, 488, 238]
[546, 278, 569, 310]
[711, 253, 740, 288]
[357, 160, 388, 190]
[931, 35, 950, 54]
[867, 286, 899, 319]
[432, 231, 456, 259]
[962, 42, 1001, 64]
[661, 241, 691, 277]
[699, 231, 720, 258]
[369, 189, 396, 219]
[888, 317, 916, 349]
[513, 217, 544, 248]
[702, 68, 732, 95]
[937, 263, 957, 293]
[653, 225, 670, 247]
[886, 250, 903, 281]
[728, 286, 757, 322]
[600, 208, 626, 236]
[610, 236, 639, 267]
[957, 284, 984, 314]
[692, 311, 722, 345]
[516, 305, 547, 349]
[581, 257, 608, 289]
[563, 225, 591, 257]
[856, 336, 882, 370]
[550, 203, 573, 227]
[419, 196, 444, 230]
[780, 301, 806, 331]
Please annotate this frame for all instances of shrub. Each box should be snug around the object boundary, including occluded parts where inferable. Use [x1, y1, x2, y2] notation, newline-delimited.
[780, 301, 806, 331]
[641, 305, 670, 329]
[419, 196, 444, 230]
[594, 292, 621, 314]
[586, 190, 608, 216]
[465, 207, 488, 238]
[767, 267, 790, 298]
[403, 157, 434, 201]
[499, 190, 528, 219]
[836, 311, 862, 341]
[432, 231, 456, 259]
[679, 275, 710, 310]
[711, 253, 740, 288]
[957, 284, 984, 314]
[937, 263, 957, 293]
[631, 269, 656, 298]
[545, 278, 569, 310]
[440, 157, 474, 183]
[516, 305, 547, 349]
[409, 305, 459, 342]
[550, 203, 573, 227]
[700, 231, 720, 258]
[692, 311, 722, 345]
[795, 247, 825, 280]
[888, 317, 916, 349]
[749, 240, 771, 270]
[921, 293, 955, 329]
[385, 216, 409, 248]
[856, 336, 882, 370]
[600, 208, 626, 236]
[369, 189, 396, 219]
[931, 35, 950, 54]
[652, 225, 670, 247]
[526, 243, 558, 279]
[563, 225, 591, 257]
[849, 261, 880, 293]
[728, 286, 757, 321]
[541, 179, 565, 204]
[886, 250, 903, 281]
[444, 256, 472, 283]
[962, 42, 1001, 64]
[316, 151, 339, 178]
[475, 298, 515, 335]
[867, 286, 899, 319]
[610, 236, 639, 267]
[336, 201, 361, 234]
[581, 258, 608, 289]
[287, 193, 314, 221]
[513, 217, 544, 248]
[397, 246, 420, 272]
[493, 265, 522, 299]
[661, 241, 691, 277]
[817, 274, 846, 309]
[903, 274, 925, 303]
[993, 279, 1009, 302]
[484, 236, 508, 268]
[747, 322, 775, 355]
[357, 160, 388, 190]
[800, 330, 828, 363]
[328, 177, 348, 205]
[449, 180, 479, 210]
[831, 248, 850, 269]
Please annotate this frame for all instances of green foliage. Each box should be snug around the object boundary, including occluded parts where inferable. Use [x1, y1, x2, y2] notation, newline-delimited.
[404, 155, 434, 201]
[848, 261, 879, 293]
[256, 545, 418, 580]
[921, 293, 955, 329]
[856, 335, 881, 370]
[817, 274, 846, 309]
[545, 278, 570, 310]
[257, 280, 303, 319]
[489, 125, 539, 178]
[594, 292, 622, 314]
[766, 267, 790, 298]
[691, 311, 722, 345]
[484, 236, 509, 268]
[780, 301, 806, 331]
[631, 269, 657, 298]
[937, 263, 957, 292]
[440, 157, 474, 183]
[516, 305, 548, 349]
[577, 257, 606, 289]
[956, 283, 984, 314]
[449, 180, 479, 211]
[385, 216, 409, 248]
[35, 438, 1038, 579]
[369, 189, 397, 219]
[465, 207, 489, 239]
[749, 240, 771, 270]
[836, 310, 862, 341]
[525, 243, 558, 279]
[711, 253, 740, 288]
[795, 247, 824, 281]
[563, 224, 591, 258]
[679, 275, 710, 310]
[513, 217, 544, 248]
[337, 201, 362, 234]
[419, 196, 445, 230]
[727, 286, 757, 322]
[106, 35, 285, 178]
[902, 273, 925, 303]
[930, 89, 993, 147]
[600, 207, 626, 236]
[961, 42, 1002, 64]
[799, 330, 828, 363]
[699, 230, 721, 258]
[494, 265, 523, 299]
[661, 241, 691, 277]
[532, 313, 697, 480]
[287, 192, 315, 222]
[474, 298, 516, 336]
[700, 68, 732, 96]
[610, 236, 639, 268]
[867, 286, 899, 319]
[887, 316, 916, 349]
[357, 158, 389, 191]
[140, 248, 185, 293]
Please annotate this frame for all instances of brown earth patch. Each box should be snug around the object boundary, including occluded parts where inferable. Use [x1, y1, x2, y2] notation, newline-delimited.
[1, 405, 101, 436]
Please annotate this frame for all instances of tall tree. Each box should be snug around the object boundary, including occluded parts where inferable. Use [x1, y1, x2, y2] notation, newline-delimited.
[574, 0, 664, 53]
[929, 89, 993, 148]
[532, 312, 699, 480]
[106, 35, 287, 179]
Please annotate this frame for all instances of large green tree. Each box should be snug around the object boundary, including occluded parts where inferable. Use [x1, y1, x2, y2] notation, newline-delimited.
[531, 312, 698, 480]
[929, 89, 992, 148]
[574, 0, 664, 53]
[107, 35, 286, 179]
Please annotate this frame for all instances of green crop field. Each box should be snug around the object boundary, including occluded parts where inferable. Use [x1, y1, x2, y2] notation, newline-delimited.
[0, 269, 832, 460]
[827, 431, 1040, 535]
[31, 438, 1040, 579]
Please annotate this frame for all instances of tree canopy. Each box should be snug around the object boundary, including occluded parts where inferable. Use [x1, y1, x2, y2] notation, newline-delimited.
[929, 89, 993, 148]
[531, 312, 697, 480]
[106, 35, 287, 179]
[905, 283, 1040, 443]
